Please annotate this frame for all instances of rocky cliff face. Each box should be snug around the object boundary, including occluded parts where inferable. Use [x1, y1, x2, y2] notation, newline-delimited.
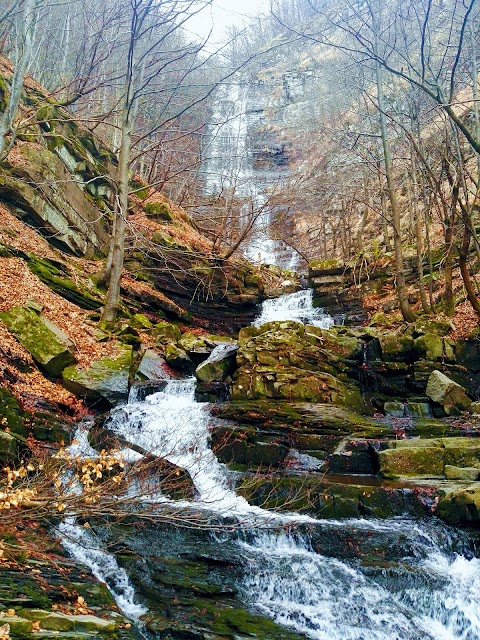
[0, 61, 269, 331]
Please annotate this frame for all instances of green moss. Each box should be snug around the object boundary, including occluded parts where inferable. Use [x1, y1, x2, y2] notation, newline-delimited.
[309, 258, 344, 272]
[62, 346, 132, 405]
[0, 387, 27, 437]
[144, 201, 173, 222]
[378, 447, 445, 478]
[129, 313, 152, 329]
[154, 321, 181, 343]
[129, 177, 149, 200]
[151, 230, 180, 248]
[0, 75, 9, 112]
[26, 256, 103, 310]
[0, 307, 77, 377]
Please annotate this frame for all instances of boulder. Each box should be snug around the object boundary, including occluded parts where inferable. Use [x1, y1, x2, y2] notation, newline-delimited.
[426, 370, 472, 415]
[178, 332, 211, 364]
[195, 343, 238, 384]
[437, 486, 480, 526]
[62, 346, 132, 405]
[377, 330, 414, 362]
[444, 465, 480, 481]
[0, 306, 77, 376]
[136, 348, 169, 380]
[153, 321, 181, 344]
[413, 317, 453, 336]
[164, 343, 194, 373]
[413, 334, 444, 360]
[378, 446, 444, 478]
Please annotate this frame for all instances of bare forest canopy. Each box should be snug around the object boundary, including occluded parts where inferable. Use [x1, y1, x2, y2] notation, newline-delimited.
[1, 0, 480, 321]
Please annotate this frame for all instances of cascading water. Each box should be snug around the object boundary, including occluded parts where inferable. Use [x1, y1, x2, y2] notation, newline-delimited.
[58, 421, 147, 620]
[254, 288, 334, 328]
[202, 81, 296, 268]
[240, 523, 480, 640]
[60, 378, 480, 640]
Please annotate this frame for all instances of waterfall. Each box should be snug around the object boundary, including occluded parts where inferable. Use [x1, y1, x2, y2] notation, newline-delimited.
[59, 379, 480, 640]
[240, 524, 480, 640]
[254, 289, 334, 328]
[58, 421, 147, 620]
[59, 520, 147, 620]
[202, 82, 296, 268]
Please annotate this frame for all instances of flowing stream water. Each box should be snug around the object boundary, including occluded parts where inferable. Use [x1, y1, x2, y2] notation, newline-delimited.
[59, 295, 480, 639]
[254, 288, 334, 328]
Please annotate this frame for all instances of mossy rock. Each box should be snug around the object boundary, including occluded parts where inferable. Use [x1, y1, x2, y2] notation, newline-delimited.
[129, 177, 150, 200]
[456, 339, 480, 372]
[151, 230, 179, 248]
[414, 333, 444, 361]
[426, 370, 472, 415]
[62, 346, 132, 406]
[0, 616, 33, 637]
[0, 74, 9, 112]
[195, 344, 238, 384]
[136, 349, 168, 381]
[0, 387, 27, 437]
[437, 485, 480, 526]
[377, 330, 414, 362]
[164, 343, 194, 373]
[0, 429, 21, 462]
[70, 615, 116, 634]
[144, 201, 173, 222]
[232, 363, 367, 412]
[378, 447, 445, 478]
[115, 324, 141, 346]
[444, 465, 480, 481]
[39, 613, 75, 632]
[153, 321, 181, 344]
[309, 258, 345, 275]
[178, 332, 208, 354]
[0, 306, 77, 376]
[128, 313, 152, 330]
[369, 312, 403, 327]
[414, 317, 453, 337]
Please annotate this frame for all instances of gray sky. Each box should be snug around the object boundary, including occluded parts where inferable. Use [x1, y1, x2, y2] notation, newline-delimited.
[185, 0, 271, 44]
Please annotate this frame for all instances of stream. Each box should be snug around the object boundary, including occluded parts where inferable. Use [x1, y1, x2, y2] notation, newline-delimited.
[58, 292, 480, 640]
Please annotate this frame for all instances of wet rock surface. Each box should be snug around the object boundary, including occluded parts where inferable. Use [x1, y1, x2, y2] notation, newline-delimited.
[0, 546, 134, 640]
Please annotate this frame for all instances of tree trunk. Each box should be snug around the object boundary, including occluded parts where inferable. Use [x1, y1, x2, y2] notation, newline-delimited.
[375, 55, 415, 322]
[444, 206, 456, 317]
[101, 115, 133, 326]
[411, 154, 431, 313]
[459, 222, 480, 314]
[0, 0, 37, 159]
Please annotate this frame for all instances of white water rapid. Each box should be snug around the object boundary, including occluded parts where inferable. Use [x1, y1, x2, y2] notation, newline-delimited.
[60, 378, 480, 640]
[254, 289, 334, 328]
[240, 524, 480, 640]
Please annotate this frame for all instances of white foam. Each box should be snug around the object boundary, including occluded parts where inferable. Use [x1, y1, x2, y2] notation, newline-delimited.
[254, 289, 334, 328]
[59, 520, 147, 620]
